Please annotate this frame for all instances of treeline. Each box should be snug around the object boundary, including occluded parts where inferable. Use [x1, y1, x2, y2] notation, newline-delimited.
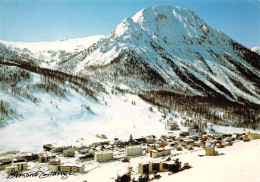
[139, 90, 260, 130]
[0, 99, 16, 121]
[26, 81, 67, 98]
[0, 59, 105, 100]
[0, 65, 40, 104]
[0, 65, 30, 85]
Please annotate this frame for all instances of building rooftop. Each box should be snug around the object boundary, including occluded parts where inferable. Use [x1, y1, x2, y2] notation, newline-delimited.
[125, 146, 143, 149]
[95, 151, 113, 154]
[63, 148, 75, 154]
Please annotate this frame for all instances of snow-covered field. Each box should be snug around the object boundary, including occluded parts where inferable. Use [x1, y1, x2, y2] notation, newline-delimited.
[1, 138, 259, 182]
[0, 4, 259, 182]
[0, 79, 165, 153]
[158, 140, 260, 182]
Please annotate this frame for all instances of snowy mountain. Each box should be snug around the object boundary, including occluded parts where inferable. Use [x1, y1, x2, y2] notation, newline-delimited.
[51, 5, 260, 104]
[0, 5, 259, 152]
[0, 35, 104, 68]
[252, 46, 260, 54]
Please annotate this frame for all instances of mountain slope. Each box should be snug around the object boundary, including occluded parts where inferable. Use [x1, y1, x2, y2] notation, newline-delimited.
[0, 5, 259, 152]
[0, 35, 105, 68]
[54, 5, 260, 104]
[0, 63, 166, 153]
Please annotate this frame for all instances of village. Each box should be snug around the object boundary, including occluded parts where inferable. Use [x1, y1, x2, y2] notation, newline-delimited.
[0, 117, 260, 182]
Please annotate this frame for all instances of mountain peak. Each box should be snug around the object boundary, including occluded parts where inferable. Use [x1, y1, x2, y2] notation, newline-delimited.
[252, 46, 260, 54]
[130, 5, 214, 46]
[132, 5, 184, 23]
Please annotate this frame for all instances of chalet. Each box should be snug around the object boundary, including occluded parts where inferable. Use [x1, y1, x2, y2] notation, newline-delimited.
[74, 145, 89, 152]
[200, 141, 206, 148]
[157, 139, 167, 147]
[231, 134, 238, 140]
[79, 149, 88, 154]
[248, 133, 260, 141]
[105, 145, 113, 150]
[215, 136, 223, 141]
[176, 147, 183, 151]
[78, 154, 94, 161]
[243, 135, 250, 142]
[205, 143, 215, 156]
[201, 135, 209, 141]
[222, 134, 232, 138]
[189, 136, 198, 141]
[94, 151, 113, 162]
[43, 144, 53, 151]
[0, 158, 12, 171]
[170, 142, 179, 147]
[167, 139, 173, 142]
[216, 143, 224, 148]
[167, 135, 176, 140]
[179, 131, 190, 137]
[145, 135, 156, 144]
[235, 134, 242, 140]
[12, 156, 26, 163]
[199, 131, 207, 137]
[188, 124, 200, 132]
[62, 148, 75, 157]
[52, 145, 72, 153]
[182, 139, 194, 147]
[176, 138, 184, 142]
[21, 154, 38, 161]
[133, 138, 147, 144]
[96, 134, 107, 139]
[147, 144, 160, 153]
[95, 146, 103, 151]
[224, 137, 234, 142]
[125, 146, 143, 157]
[223, 142, 232, 146]
[193, 142, 200, 147]
[38, 153, 56, 163]
[188, 146, 194, 150]
[92, 141, 109, 147]
[165, 121, 179, 130]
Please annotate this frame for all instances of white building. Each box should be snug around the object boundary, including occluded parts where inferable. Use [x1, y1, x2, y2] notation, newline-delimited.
[94, 151, 113, 162]
[5, 162, 27, 175]
[125, 146, 143, 157]
[150, 147, 171, 158]
[6, 166, 18, 175]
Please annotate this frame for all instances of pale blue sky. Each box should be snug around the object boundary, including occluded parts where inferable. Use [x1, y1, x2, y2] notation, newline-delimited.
[0, 0, 259, 48]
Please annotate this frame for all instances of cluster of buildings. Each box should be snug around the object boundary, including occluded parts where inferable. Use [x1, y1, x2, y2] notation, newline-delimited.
[0, 156, 29, 175]
[0, 131, 260, 176]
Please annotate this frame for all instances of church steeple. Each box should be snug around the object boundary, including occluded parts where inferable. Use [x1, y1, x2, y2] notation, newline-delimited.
[129, 133, 133, 145]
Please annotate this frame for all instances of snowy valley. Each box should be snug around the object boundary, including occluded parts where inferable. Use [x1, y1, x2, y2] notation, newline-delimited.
[0, 5, 260, 182]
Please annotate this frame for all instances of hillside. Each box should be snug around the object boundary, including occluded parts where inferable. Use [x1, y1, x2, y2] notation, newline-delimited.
[53, 5, 260, 105]
[0, 35, 104, 68]
[0, 5, 259, 153]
